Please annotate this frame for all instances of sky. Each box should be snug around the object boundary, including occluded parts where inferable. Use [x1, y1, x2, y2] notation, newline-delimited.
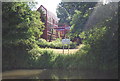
[35, 0, 61, 16]
[34, 0, 115, 16]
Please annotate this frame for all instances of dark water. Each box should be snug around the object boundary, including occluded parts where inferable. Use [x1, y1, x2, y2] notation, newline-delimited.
[2, 69, 118, 79]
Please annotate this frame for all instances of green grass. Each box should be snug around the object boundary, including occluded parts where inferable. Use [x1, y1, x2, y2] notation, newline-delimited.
[40, 44, 84, 54]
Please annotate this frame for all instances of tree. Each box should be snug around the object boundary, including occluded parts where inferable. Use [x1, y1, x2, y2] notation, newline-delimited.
[2, 2, 44, 70]
[70, 2, 97, 38]
[2, 2, 44, 46]
[56, 2, 97, 39]
[79, 2, 118, 71]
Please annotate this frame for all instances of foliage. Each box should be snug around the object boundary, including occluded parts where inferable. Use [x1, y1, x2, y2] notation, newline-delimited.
[70, 5, 94, 38]
[37, 38, 77, 49]
[51, 2, 118, 71]
[35, 50, 57, 69]
[57, 2, 97, 39]
[80, 27, 107, 46]
[2, 2, 118, 73]
[57, 2, 96, 25]
[28, 2, 38, 10]
[2, 2, 44, 71]
[2, 2, 44, 46]
[78, 27, 117, 71]
[77, 3, 118, 71]
[2, 44, 33, 70]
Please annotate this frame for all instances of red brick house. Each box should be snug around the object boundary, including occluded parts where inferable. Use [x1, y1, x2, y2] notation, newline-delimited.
[37, 5, 70, 41]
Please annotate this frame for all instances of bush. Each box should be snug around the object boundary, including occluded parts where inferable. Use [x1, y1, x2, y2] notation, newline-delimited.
[37, 38, 77, 49]
[2, 43, 33, 71]
[78, 26, 118, 71]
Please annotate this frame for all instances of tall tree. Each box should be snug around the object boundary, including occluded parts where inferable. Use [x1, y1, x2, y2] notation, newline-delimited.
[56, 2, 97, 39]
[2, 2, 44, 70]
[79, 2, 118, 71]
[2, 2, 44, 45]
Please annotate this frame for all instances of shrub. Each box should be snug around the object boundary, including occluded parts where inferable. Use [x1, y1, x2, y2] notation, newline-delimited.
[37, 38, 77, 49]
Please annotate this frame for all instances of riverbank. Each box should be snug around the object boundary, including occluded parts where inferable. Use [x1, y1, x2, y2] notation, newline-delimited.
[2, 69, 118, 79]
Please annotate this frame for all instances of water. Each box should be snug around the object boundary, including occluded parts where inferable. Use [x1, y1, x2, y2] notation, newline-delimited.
[2, 69, 118, 79]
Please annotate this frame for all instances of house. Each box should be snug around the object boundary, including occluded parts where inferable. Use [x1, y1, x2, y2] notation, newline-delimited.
[37, 5, 70, 41]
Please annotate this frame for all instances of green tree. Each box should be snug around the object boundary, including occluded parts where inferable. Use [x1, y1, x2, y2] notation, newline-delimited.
[2, 2, 44, 70]
[2, 2, 44, 45]
[79, 2, 118, 71]
[56, 2, 97, 39]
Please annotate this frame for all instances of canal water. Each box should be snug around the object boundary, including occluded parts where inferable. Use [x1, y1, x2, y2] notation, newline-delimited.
[2, 69, 118, 79]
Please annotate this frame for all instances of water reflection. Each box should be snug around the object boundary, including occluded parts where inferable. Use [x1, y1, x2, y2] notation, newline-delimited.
[2, 69, 118, 79]
[1, 79, 119, 81]
[27, 69, 117, 79]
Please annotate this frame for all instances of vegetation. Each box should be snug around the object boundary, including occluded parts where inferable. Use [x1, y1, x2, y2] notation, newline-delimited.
[56, 2, 118, 71]
[2, 1, 118, 74]
[2, 2, 44, 71]
[37, 38, 77, 49]
[57, 2, 97, 39]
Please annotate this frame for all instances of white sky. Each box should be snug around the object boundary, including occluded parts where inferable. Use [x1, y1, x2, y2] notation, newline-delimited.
[34, 0, 114, 16]
[35, 0, 61, 16]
